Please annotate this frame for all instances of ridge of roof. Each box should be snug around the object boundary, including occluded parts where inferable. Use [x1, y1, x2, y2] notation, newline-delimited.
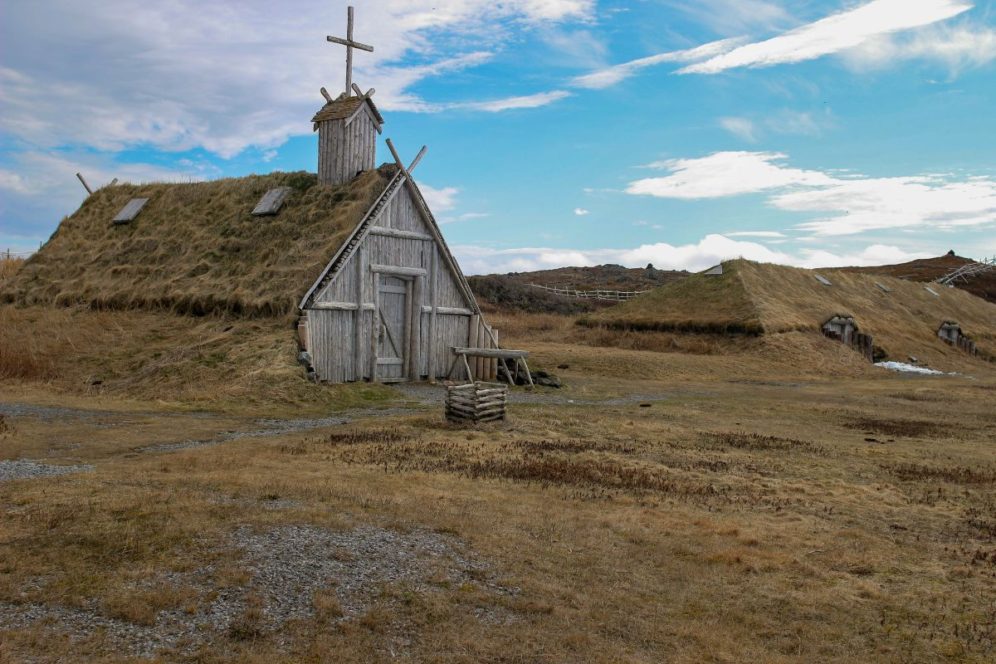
[311, 94, 384, 126]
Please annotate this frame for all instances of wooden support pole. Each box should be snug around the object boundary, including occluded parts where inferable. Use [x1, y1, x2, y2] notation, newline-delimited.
[354, 247, 366, 380]
[467, 316, 479, 381]
[427, 247, 438, 381]
[320, 87, 334, 103]
[76, 172, 93, 196]
[369, 270, 380, 381]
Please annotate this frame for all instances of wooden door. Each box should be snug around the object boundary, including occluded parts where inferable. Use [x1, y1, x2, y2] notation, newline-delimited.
[375, 275, 409, 382]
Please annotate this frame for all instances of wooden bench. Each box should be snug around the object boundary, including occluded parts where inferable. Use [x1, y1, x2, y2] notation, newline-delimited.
[448, 347, 533, 386]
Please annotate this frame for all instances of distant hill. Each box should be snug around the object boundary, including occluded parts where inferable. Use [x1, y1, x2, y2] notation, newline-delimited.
[836, 253, 996, 304]
[583, 259, 995, 370]
[469, 264, 688, 313]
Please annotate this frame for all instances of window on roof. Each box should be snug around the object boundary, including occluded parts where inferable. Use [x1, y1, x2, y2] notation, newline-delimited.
[252, 187, 292, 216]
[113, 198, 149, 224]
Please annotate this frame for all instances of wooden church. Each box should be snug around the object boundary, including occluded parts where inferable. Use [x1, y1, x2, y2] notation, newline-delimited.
[2, 6, 506, 385]
[300, 7, 499, 383]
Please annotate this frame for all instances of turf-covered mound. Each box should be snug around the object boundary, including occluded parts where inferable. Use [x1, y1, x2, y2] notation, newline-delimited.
[581, 261, 763, 334]
[2, 166, 396, 317]
[585, 259, 996, 367]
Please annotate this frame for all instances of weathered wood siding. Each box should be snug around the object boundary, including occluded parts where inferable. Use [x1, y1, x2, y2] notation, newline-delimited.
[306, 183, 496, 383]
[317, 110, 377, 186]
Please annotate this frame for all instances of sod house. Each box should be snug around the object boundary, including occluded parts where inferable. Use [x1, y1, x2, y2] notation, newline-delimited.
[3, 24, 498, 384]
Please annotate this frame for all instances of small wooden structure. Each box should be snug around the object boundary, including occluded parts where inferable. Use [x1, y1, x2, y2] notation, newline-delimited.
[314, 6, 382, 186]
[448, 347, 533, 386]
[298, 7, 499, 384]
[937, 321, 977, 355]
[446, 382, 508, 424]
[822, 315, 874, 362]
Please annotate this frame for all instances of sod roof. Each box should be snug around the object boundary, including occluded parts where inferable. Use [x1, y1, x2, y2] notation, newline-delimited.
[1, 166, 397, 318]
[586, 259, 996, 368]
[312, 95, 384, 126]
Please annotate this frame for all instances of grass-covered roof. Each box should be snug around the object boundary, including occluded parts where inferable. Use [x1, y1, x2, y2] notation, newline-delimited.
[2, 166, 397, 318]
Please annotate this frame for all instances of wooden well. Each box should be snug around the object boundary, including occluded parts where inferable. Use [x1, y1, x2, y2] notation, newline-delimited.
[445, 382, 507, 424]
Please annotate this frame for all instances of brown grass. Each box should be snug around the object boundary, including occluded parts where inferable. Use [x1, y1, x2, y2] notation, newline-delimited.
[0, 305, 395, 414]
[582, 261, 763, 334]
[0, 256, 25, 281]
[2, 366, 995, 662]
[581, 259, 996, 372]
[1, 167, 395, 318]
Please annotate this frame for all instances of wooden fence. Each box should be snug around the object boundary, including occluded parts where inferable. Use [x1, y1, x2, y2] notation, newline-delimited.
[528, 283, 649, 302]
[936, 257, 996, 285]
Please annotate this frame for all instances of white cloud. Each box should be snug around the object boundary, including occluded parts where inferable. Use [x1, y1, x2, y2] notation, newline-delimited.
[844, 23, 996, 72]
[0, 151, 204, 248]
[681, 0, 973, 74]
[574, 208, 590, 216]
[719, 117, 758, 142]
[628, 152, 834, 199]
[727, 231, 786, 238]
[0, 1, 593, 158]
[453, 234, 933, 274]
[625, 151, 996, 236]
[661, 0, 791, 35]
[419, 184, 460, 214]
[570, 38, 744, 89]
[449, 90, 572, 113]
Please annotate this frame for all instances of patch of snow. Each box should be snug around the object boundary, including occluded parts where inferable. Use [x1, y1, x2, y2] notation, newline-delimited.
[875, 362, 947, 375]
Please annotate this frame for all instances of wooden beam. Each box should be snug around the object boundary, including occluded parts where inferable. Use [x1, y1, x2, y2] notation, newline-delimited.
[427, 247, 438, 381]
[326, 35, 375, 52]
[451, 347, 529, 359]
[354, 246, 366, 381]
[369, 276, 380, 381]
[407, 146, 427, 174]
[320, 87, 334, 103]
[76, 172, 93, 195]
[367, 226, 432, 241]
[421, 306, 473, 316]
[351, 83, 375, 98]
[370, 264, 426, 277]
[309, 301, 375, 311]
[468, 314, 480, 381]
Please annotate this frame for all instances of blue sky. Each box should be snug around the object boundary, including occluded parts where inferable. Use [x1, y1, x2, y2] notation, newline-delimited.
[1, 0, 995, 272]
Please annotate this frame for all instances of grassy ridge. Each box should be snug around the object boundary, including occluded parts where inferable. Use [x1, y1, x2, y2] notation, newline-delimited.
[580, 261, 764, 334]
[1, 167, 395, 318]
[581, 260, 996, 369]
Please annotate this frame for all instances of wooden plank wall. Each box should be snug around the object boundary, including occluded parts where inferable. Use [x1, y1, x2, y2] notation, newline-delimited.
[306, 183, 497, 383]
[317, 112, 376, 186]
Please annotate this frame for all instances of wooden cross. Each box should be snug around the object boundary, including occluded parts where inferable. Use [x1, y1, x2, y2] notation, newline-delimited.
[327, 6, 374, 96]
[385, 139, 427, 182]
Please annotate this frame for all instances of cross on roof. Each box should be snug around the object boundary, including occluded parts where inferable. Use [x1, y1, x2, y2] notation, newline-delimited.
[327, 5, 374, 96]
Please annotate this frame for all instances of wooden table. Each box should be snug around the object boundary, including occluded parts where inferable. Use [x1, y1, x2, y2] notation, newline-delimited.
[447, 347, 533, 386]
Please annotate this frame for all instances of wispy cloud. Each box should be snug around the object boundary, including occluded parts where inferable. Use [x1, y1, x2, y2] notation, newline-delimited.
[626, 151, 996, 237]
[726, 231, 786, 238]
[570, 38, 744, 89]
[0, 1, 594, 158]
[419, 183, 460, 214]
[719, 117, 758, 142]
[843, 23, 996, 72]
[574, 207, 590, 216]
[661, 0, 792, 35]
[681, 0, 973, 74]
[447, 90, 572, 113]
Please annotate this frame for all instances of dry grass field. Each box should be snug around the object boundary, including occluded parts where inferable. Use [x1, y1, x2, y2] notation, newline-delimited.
[2, 303, 995, 663]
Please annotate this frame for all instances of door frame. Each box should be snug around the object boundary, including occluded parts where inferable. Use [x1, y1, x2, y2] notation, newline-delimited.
[369, 265, 426, 382]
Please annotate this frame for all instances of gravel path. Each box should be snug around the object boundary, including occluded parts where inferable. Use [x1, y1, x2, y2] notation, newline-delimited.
[0, 459, 94, 482]
[0, 524, 513, 658]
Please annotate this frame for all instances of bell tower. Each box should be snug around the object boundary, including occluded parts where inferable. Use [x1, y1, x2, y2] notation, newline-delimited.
[314, 6, 383, 185]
